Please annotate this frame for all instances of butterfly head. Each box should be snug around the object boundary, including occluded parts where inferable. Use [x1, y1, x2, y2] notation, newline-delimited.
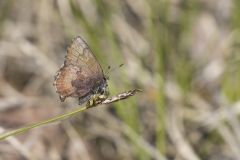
[99, 76, 109, 96]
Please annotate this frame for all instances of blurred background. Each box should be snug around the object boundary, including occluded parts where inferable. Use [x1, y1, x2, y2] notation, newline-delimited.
[0, 0, 240, 159]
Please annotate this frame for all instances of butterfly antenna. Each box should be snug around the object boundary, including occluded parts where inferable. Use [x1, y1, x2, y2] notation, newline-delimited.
[105, 63, 124, 77]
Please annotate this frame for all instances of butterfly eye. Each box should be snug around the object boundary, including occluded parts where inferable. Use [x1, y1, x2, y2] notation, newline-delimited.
[104, 76, 109, 81]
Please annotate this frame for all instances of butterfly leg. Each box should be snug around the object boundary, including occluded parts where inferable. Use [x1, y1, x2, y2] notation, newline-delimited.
[86, 99, 93, 108]
[59, 95, 66, 102]
[86, 94, 108, 108]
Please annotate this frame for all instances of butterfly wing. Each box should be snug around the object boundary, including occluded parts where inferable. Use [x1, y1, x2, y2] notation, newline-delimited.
[65, 36, 104, 76]
[53, 36, 106, 102]
[53, 65, 79, 101]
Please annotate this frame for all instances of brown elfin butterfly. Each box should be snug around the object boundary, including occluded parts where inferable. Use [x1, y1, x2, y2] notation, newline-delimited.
[53, 36, 108, 105]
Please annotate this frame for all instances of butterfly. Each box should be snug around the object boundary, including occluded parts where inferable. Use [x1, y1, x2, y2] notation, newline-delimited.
[53, 36, 108, 105]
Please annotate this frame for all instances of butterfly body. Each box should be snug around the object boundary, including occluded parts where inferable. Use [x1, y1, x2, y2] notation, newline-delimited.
[53, 36, 108, 104]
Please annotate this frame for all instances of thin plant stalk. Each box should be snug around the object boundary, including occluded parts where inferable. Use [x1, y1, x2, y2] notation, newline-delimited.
[0, 89, 141, 140]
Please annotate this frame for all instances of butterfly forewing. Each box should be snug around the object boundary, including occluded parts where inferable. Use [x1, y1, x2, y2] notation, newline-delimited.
[65, 36, 104, 76]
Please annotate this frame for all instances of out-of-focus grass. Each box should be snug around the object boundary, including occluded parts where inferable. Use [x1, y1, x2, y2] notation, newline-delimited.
[147, 0, 168, 154]
[222, 58, 240, 102]
[233, 0, 240, 29]
[147, 0, 198, 154]
[222, 0, 240, 102]
[1, 0, 240, 159]
[0, 1, 12, 35]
